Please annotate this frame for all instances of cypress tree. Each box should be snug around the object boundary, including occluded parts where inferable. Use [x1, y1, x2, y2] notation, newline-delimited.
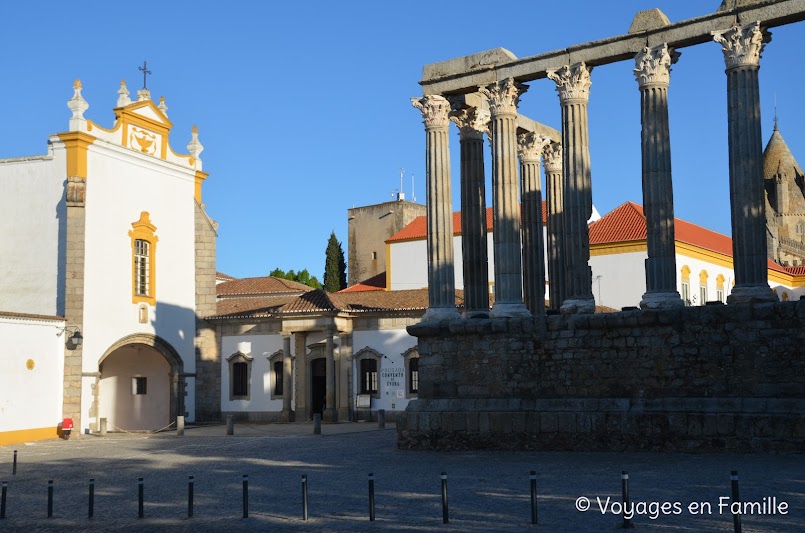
[324, 231, 347, 292]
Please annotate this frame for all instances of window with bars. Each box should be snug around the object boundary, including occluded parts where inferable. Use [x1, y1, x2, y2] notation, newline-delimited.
[408, 357, 419, 394]
[232, 361, 248, 397]
[273, 360, 283, 396]
[132, 376, 147, 395]
[360, 358, 378, 394]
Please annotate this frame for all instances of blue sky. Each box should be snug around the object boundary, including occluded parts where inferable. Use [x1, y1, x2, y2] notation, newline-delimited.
[2, 1, 802, 282]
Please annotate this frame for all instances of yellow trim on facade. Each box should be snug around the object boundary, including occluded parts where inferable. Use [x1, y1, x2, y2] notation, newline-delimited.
[0, 426, 58, 446]
[86, 119, 121, 135]
[57, 131, 95, 178]
[589, 240, 647, 256]
[675, 242, 733, 269]
[680, 265, 691, 282]
[716, 274, 725, 289]
[129, 212, 158, 306]
[699, 269, 709, 285]
[194, 170, 208, 203]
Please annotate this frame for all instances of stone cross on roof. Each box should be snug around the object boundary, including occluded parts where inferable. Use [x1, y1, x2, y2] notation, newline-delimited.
[138, 60, 151, 89]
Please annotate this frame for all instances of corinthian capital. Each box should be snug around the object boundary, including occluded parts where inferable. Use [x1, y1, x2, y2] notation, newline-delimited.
[478, 78, 527, 116]
[543, 142, 563, 173]
[712, 21, 769, 69]
[634, 44, 679, 89]
[411, 95, 451, 129]
[517, 132, 551, 163]
[547, 63, 592, 103]
[449, 105, 490, 140]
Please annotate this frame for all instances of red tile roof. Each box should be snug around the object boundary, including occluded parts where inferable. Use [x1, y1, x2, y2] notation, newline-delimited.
[0, 311, 64, 321]
[216, 271, 237, 281]
[387, 203, 547, 243]
[340, 272, 387, 293]
[217, 276, 312, 296]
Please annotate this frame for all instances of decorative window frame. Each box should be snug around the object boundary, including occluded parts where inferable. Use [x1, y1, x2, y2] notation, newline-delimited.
[402, 346, 419, 399]
[267, 349, 284, 400]
[716, 274, 725, 303]
[128, 211, 158, 306]
[699, 270, 709, 306]
[353, 347, 382, 399]
[227, 351, 253, 401]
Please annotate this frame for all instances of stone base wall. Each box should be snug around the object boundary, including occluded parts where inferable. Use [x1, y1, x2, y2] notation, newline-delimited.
[399, 302, 805, 452]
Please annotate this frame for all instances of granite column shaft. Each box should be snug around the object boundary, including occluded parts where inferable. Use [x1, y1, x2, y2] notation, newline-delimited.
[518, 132, 550, 316]
[323, 331, 337, 423]
[281, 333, 294, 422]
[544, 143, 565, 310]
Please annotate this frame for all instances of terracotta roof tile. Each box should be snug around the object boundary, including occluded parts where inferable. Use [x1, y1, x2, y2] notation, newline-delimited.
[0, 311, 64, 321]
[387, 203, 547, 243]
[783, 265, 805, 275]
[216, 271, 237, 281]
[217, 276, 312, 296]
[340, 272, 387, 292]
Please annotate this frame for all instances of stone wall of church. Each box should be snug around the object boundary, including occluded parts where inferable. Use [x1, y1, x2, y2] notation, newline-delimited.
[398, 301, 805, 452]
[194, 201, 220, 421]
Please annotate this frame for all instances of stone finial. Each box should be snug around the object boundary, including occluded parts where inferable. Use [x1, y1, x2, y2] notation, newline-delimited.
[411, 95, 451, 129]
[547, 63, 592, 103]
[158, 96, 168, 117]
[543, 142, 563, 173]
[137, 87, 151, 102]
[449, 105, 490, 140]
[634, 44, 679, 89]
[67, 79, 89, 130]
[517, 132, 551, 163]
[712, 21, 770, 69]
[478, 78, 528, 115]
[117, 80, 131, 107]
[187, 125, 203, 160]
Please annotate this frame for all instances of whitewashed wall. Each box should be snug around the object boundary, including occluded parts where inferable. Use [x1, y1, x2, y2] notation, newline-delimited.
[220, 334, 286, 413]
[589, 251, 648, 310]
[352, 329, 418, 412]
[0, 316, 65, 443]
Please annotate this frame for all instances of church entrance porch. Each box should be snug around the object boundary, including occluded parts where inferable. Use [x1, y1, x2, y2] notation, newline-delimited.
[310, 357, 326, 418]
[96, 334, 184, 432]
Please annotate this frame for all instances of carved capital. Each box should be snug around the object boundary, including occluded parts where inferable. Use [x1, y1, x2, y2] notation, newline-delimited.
[517, 132, 551, 163]
[634, 44, 678, 89]
[547, 63, 592, 103]
[449, 105, 490, 140]
[712, 21, 769, 70]
[66, 176, 86, 206]
[543, 142, 563, 174]
[411, 95, 451, 129]
[478, 78, 527, 116]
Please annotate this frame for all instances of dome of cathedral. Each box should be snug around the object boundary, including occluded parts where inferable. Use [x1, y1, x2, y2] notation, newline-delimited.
[763, 123, 803, 180]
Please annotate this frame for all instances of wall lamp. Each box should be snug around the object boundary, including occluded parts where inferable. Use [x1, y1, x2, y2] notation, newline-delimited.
[56, 326, 83, 347]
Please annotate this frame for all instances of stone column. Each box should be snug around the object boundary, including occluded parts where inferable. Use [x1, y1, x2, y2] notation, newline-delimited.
[543, 142, 565, 310]
[281, 333, 294, 422]
[518, 132, 551, 316]
[323, 330, 337, 423]
[63, 175, 86, 430]
[547, 63, 596, 314]
[450, 104, 490, 317]
[713, 22, 776, 304]
[479, 78, 531, 318]
[635, 44, 684, 309]
[412, 95, 461, 321]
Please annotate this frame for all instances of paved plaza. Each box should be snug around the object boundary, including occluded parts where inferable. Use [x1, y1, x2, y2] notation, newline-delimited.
[0, 422, 802, 532]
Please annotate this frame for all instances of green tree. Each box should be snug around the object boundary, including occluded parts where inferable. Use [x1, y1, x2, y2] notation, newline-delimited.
[269, 267, 286, 278]
[323, 231, 346, 292]
[269, 267, 321, 288]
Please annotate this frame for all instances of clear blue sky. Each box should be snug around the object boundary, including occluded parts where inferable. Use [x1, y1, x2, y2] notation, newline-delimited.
[2, 1, 802, 282]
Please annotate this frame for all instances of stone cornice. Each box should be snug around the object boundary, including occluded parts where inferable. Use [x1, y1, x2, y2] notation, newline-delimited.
[712, 20, 769, 69]
[478, 78, 527, 116]
[517, 132, 551, 163]
[411, 95, 451, 129]
[634, 43, 678, 89]
[547, 63, 592, 103]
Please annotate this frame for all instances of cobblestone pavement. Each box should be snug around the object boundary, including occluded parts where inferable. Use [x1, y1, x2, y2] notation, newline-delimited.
[0, 422, 803, 532]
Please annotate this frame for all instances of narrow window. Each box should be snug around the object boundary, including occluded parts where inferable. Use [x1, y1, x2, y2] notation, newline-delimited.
[232, 362, 248, 397]
[408, 357, 419, 394]
[132, 377, 147, 395]
[699, 286, 707, 305]
[371, 251, 377, 260]
[360, 358, 378, 394]
[273, 360, 284, 396]
[716, 288, 725, 303]
[134, 239, 150, 296]
[681, 282, 691, 305]
[129, 212, 158, 305]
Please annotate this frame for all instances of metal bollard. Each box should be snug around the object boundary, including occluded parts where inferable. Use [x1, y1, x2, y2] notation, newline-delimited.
[313, 413, 321, 435]
[226, 416, 235, 436]
[368, 473, 376, 521]
[441, 472, 449, 524]
[47, 480, 53, 518]
[621, 471, 634, 529]
[242, 475, 249, 518]
[530, 471, 538, 525]
[177, 415, 185, 437]
[12, 451, 17, 476]
[88, 479, 94, 519]
[302, 474, 309, 520]
[731, 471, 742, 533]
[138, 478, 144, 518]
[378, 409, 386, 429]
[188, 476, 194, 518]
[1, 481, 6, 519]
[99, 418, 107, 437]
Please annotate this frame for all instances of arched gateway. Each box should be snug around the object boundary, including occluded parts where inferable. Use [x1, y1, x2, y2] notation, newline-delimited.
[96, 334, 184, 432]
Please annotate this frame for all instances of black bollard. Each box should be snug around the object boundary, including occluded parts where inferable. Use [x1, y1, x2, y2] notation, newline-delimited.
[47, 480, 53, 518]
[12, 451, 16, 476]
[530, 471, 538, 525]
[302, 474, 308, 521]
[1, 481, 6, 519]
[242, 475, 249, 518]
[188, 476, 194, 518]
[621, 471, 633, 529]
[313, 414, 321, 435]
[368, 473, 376, 521]
[138, 478, 144, 519]
[441, 472, 449, 524]
[731, 471, 742, 533]
[88, 479, 94, 519]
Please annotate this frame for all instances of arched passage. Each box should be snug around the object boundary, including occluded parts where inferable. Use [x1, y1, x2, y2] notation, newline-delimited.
[97, 334, 184, 431]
